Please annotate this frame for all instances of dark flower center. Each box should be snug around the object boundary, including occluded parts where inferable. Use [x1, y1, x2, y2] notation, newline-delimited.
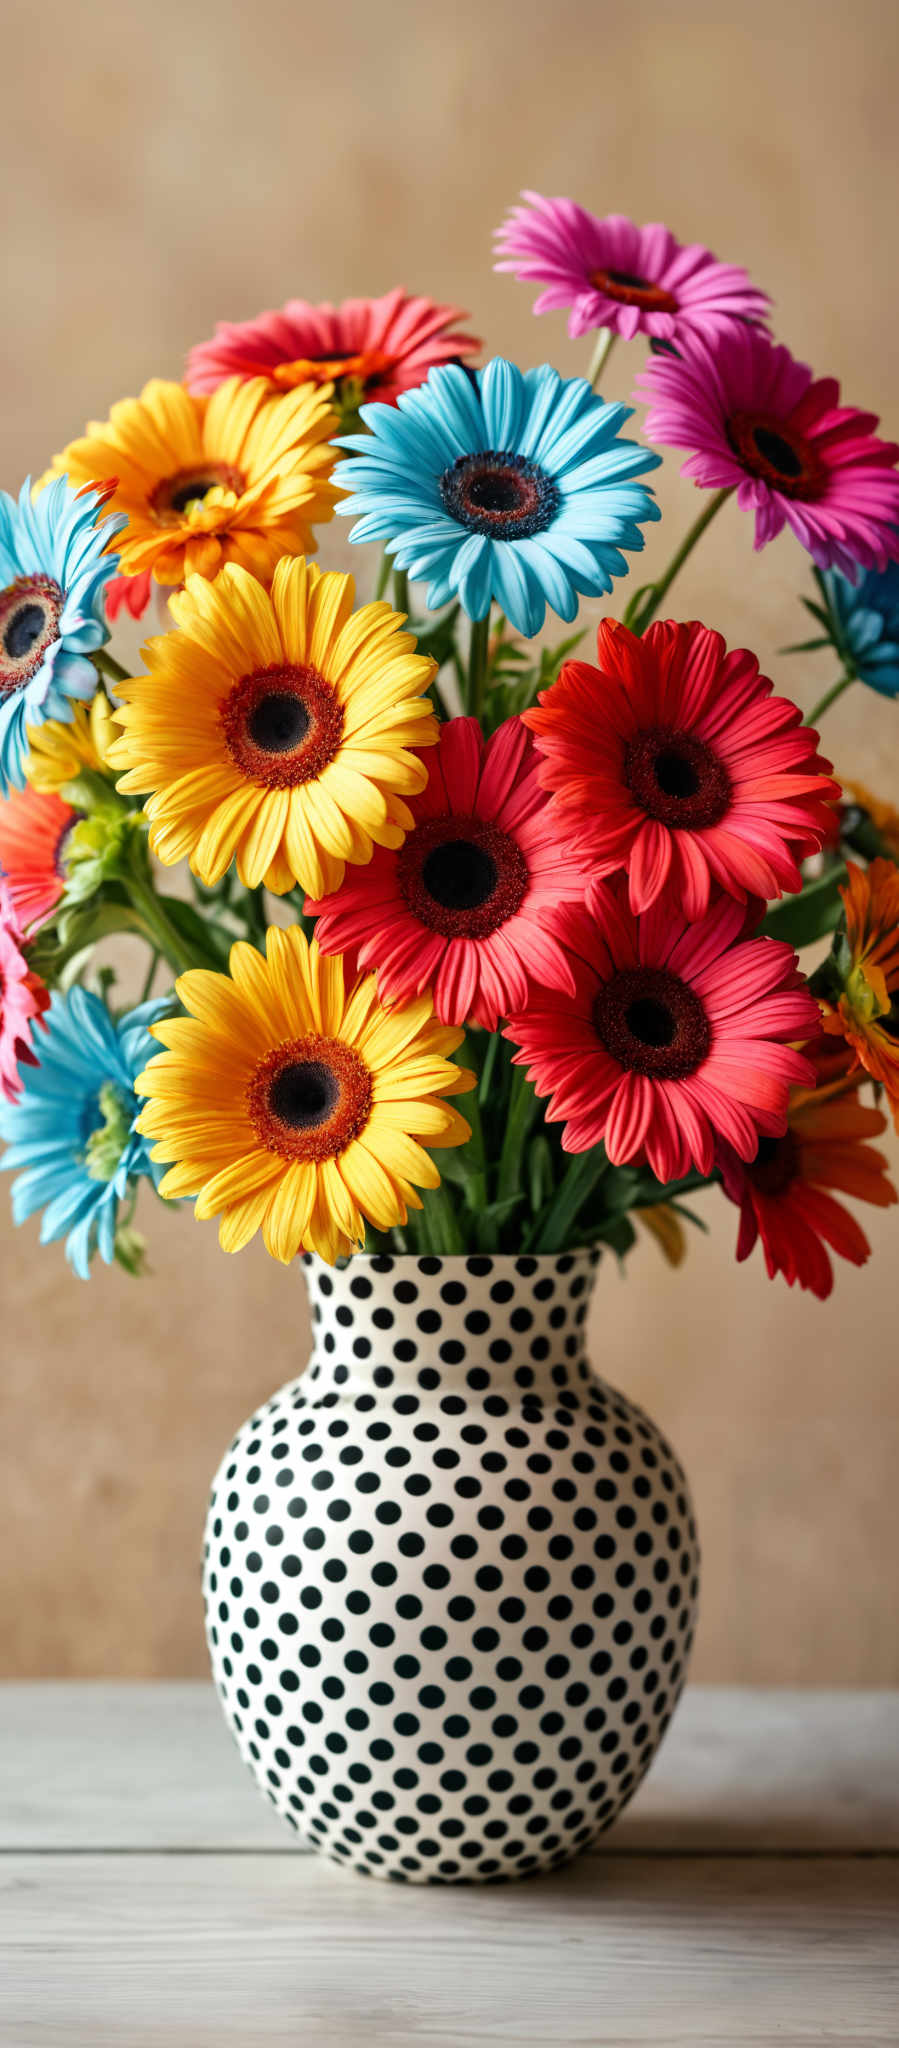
[439, 451, 560, 540]
[747, 1129, 798, 1196]
[0, 575, 64, 695]
[593, 966, 711, 1079]
[221, 663, 344, 789]
[150, 463, 245, 521]
[589, 267, 678, 314]
[725, 411, 825, 499]
[397, 813, 529, 939]
[247, 1034, 373, 1163]
[623, 725, 732, 830]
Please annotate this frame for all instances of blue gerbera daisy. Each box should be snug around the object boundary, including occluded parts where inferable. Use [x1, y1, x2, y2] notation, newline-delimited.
[334, 357, 661, 637]
[0, 477, 124, 795]
[814, 561, 899, 698]
[0, 987, 169, 1278]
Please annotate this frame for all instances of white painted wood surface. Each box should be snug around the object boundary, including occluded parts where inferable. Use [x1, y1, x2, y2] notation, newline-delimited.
[2, 1684, 897, 2046]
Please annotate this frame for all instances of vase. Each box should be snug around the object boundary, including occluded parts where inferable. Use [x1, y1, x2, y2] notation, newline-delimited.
[203, 1249, 699, 1883]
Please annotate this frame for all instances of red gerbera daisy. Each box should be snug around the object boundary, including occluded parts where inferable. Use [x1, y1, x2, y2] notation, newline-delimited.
[0, 878, 50, 1102]
[186, 289, 480, 408]
[0, 781, 76, 932]
[106, 569, 153, 624]
[307, 717, 592, 1030]
[503, 880, 819, 1179]
[636, 326, 899, 577]
[525, 618, 840, 919]
[718, 1039, 897, 1298]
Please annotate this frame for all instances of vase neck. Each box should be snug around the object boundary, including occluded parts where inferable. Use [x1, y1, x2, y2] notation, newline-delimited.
[302, 1251, 600, 1405]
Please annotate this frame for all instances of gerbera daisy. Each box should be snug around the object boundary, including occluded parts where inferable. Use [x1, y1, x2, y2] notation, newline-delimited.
[494, 193, 770, 344]
[0, 876, 50, 1101]
[0, 478, 122, 795]
[718, 1040, 897, 1299]
[308, 716, 592, 1029]
[135, 927, 473, 1265]
[814, 561, 899, 697]
[524, 618, 839, 920]
[840, 780, 899, 863]
[24, 690, 117, 795]
[636, 328, 899, 576]
[335, 357, 660, 638]
[186, 289, 480, 409]
[47, 376, 339, 590]
[0, 781, 76, 931]
[0, 987, 168, 1277]
[504, 881, 819, 1179]
[109, 559, 439, 898]
[820, 859, 899, 1127]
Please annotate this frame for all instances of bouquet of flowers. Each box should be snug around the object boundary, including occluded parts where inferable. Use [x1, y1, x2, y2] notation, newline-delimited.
[2, 201, 898, 1300]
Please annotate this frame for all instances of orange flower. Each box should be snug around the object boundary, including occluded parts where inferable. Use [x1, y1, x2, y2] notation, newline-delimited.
[841, 779, 899, 862]
[822, 859, 899, 1127]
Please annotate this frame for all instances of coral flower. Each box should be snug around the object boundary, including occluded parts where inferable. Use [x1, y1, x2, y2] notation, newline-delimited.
[335, 357, 660, 638]
[637, 328, 899, 577]
[525, 618, 839, 920]
[821, 859, 899, 1127]
[718, 1041, 897, 1299]
[136, 927, 473, 1265]
[0, 781, 76, 930]
[47, 377, 339, 590]
[24, 691, 117, 795]
[106, 569, 154, 624]
[109, 559, 438, 898]
[186, 289, 480, 408]
[504, 881, 819, 1179]
[0, 878, 50, 1102]
[309, 716, 592, 1029]
[0, 988, 168, 1276]
[495, 193, 770, 344]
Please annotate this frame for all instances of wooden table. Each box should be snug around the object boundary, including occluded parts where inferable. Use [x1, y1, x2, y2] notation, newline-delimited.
[1, 1684, 897, 2046]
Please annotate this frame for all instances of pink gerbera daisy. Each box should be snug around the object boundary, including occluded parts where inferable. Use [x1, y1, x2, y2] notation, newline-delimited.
[307, 716, 592, 1030]
[0, 781, 77, 931]
[0, 877, 50, 1101]
[637, 327, 899, 576]
[186, 289, 480, 407]
[503, 881, 819, 1179]
[524, 618, 840, 920]
[494, 193, 770, 344]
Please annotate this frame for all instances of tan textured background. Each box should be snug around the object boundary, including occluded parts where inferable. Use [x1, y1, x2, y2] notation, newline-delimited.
[2, 0, 898, 1681]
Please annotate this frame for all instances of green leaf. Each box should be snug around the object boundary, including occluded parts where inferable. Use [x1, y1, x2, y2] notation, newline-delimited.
[760, 867, 846, 947]
[527, 1147, 611, 1254]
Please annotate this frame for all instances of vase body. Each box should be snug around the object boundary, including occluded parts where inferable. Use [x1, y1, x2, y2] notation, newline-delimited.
[204, 1250, 699, 1883]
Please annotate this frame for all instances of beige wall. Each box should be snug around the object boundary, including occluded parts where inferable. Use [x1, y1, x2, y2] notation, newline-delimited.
[2, 0, 898, 1682]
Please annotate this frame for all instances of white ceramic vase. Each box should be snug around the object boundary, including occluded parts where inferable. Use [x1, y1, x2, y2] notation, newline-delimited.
[204, 1248, 699, 1883]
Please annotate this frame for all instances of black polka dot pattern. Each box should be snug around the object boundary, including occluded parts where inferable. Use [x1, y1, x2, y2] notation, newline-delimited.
[203, 1251, 699, 1884]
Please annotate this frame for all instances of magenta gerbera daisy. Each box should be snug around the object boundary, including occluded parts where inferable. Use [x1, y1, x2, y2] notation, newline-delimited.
[186, 289, 480, 407]
[524, 617, 840, 921]
[636, 326, 899, 576]
[307, 716, 592, 1030]
[0, 877, 50, 1102]
[503, 881, 819, 1180]
[494, 193, 770, 344]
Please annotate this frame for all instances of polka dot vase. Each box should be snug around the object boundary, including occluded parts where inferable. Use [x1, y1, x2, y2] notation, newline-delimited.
[203, 1250, 699, 1884]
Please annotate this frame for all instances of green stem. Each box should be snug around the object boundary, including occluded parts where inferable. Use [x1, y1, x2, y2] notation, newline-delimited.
[466, 612, 491, 721]
[805, 673, 855, 726]
[496, 1066, 538, 1207]
[126, 870, 208, 978]
[374, 548, 393, 601]
[586, 328, 617, 392]
[92, 647, 131, 686]
[393, 566, 409, 617]
[525, 1149, 610, 1255]
[139, 948, 162, 1003]
[626, 487, 733, 635]
[417, 1182, 464, 1256]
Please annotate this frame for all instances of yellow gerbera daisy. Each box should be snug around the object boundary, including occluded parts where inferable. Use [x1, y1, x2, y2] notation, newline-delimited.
[25, 692, 118, 793]
[46, 376, 339, 588]
[108, 558, 439, 896]
[136, 927, 474, 1264]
